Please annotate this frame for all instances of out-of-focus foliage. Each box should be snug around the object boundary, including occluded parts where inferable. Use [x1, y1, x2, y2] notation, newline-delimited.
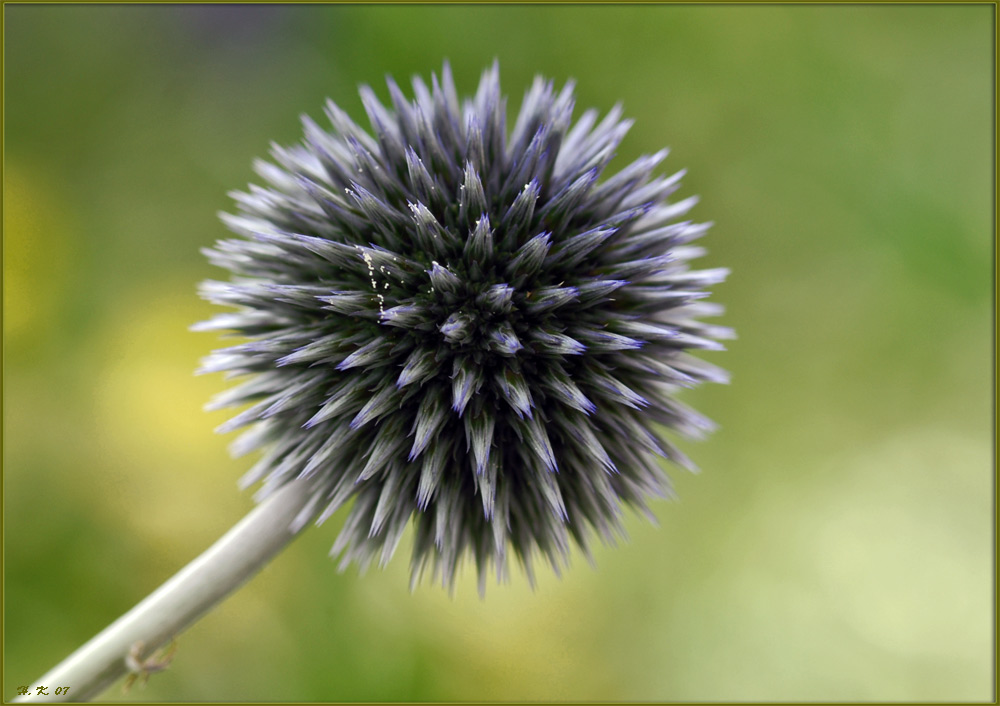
[4, 5, 992, 701]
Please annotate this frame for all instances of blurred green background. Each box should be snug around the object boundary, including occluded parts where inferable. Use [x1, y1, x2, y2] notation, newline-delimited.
[4, 4, 993, 702]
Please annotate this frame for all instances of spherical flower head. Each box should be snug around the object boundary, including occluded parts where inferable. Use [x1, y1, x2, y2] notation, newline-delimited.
[196, 62, 732, 592]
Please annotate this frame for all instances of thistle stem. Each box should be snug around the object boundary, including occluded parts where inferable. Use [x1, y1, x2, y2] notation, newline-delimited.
[16, 477, 315, 703]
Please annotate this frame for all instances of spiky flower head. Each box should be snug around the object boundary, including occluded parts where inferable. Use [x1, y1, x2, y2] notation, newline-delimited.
[196, 62, 731, 592]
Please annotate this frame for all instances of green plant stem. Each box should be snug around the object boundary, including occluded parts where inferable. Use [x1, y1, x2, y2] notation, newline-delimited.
[15, 477, 316, 703]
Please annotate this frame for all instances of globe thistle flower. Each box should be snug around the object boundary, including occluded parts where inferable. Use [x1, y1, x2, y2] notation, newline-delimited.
[196, 62, 732, 592]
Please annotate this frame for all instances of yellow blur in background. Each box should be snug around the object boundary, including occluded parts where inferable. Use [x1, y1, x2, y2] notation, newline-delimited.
[4, 4, 993, 701]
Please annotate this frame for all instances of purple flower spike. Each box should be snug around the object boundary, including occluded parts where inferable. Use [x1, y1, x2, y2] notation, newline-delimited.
[197, 62, 731, 592]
